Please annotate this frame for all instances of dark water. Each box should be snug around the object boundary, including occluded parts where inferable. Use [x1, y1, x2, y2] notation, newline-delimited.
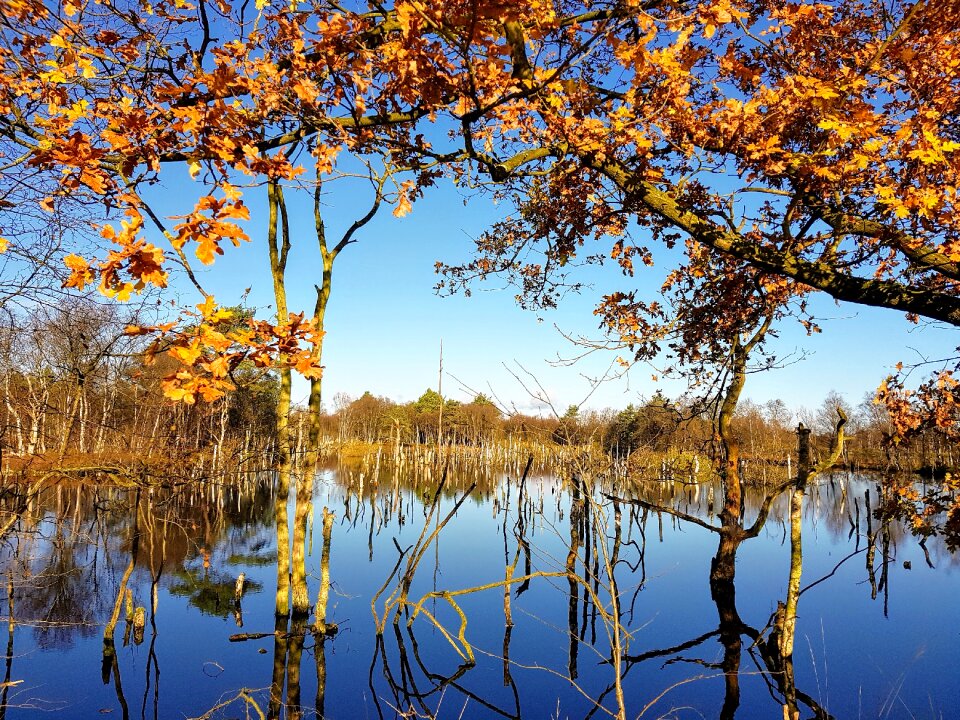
[0, 469, 957, 719]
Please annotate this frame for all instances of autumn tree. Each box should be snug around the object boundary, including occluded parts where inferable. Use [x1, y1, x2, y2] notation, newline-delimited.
[454, 393, 501, 445]
[344, 391, 394, 443]
[393, 0, 960, 449]
[0, 0, 468, 616]
[415, 0, 960, 531]
[6, 1, 960, 539]
[15, 0, 952, 405]
[0, 298, 143, 459]
[813, 390, 855, 437]
[432, 2, 960, 318]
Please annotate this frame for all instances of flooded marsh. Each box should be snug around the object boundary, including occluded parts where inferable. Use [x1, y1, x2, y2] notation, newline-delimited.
[0, 468, 956, 720]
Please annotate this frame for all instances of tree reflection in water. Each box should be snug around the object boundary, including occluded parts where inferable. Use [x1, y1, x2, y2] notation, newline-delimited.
[0, 458, 953, 719]
[363, 407, 856, 719]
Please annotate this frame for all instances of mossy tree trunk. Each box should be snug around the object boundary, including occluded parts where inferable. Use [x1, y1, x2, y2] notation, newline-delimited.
[267, 181, 293, 618]
[710, 315, 771, 719]
[268, 163, 389, 616]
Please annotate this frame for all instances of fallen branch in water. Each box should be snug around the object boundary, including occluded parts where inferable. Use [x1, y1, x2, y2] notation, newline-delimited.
[188, 688, 265, 720]
[229, 625, 338, 642]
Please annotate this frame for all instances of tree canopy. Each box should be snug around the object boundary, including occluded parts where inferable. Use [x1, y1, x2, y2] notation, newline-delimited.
[2, 0, 958, 434]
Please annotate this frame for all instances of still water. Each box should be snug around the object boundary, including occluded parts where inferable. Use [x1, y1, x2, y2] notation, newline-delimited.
[0, 468, 957, 719]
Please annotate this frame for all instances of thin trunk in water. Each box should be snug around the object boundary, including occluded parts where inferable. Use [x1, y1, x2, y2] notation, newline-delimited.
[286, 617, 306, 719]
[711, 317, 771, 719]
[779, 425, 811, 660]
[315, 507, 335, 632]
[267, 180, 293, 618]
[267, 615, 289, 720]
[292, 181, 335, 616]
[274, 369, 292, 617]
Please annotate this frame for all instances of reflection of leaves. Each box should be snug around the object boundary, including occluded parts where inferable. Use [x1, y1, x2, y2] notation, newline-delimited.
[226, 552, 277, 567]
[169, 569, 262, 618]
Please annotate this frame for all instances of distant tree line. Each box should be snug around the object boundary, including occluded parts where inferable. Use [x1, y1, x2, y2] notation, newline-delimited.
[0, 299, 278, 472]
[320, 389, 955, 475]
[1, 299, 955, 476]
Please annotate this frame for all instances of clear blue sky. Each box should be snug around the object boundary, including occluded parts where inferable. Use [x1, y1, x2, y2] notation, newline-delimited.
[145, 166, 957, 420]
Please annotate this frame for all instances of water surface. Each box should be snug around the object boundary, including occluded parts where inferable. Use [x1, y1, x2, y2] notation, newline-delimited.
[0, 469, 956, 719]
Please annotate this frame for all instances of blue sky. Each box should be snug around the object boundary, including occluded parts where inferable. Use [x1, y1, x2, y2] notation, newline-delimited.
[146, 166, 958, 420]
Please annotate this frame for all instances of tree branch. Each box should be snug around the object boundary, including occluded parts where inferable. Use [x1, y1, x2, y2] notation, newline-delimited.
[603, 493, 720, 534]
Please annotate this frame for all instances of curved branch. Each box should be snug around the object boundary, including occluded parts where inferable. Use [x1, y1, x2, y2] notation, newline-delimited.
[812, 407, 847, 477]
[588, 157, 960, 326]
[603, 493, 720, 534]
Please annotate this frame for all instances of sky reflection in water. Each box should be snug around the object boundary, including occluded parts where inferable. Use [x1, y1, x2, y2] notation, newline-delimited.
[1, 469, 958, 720]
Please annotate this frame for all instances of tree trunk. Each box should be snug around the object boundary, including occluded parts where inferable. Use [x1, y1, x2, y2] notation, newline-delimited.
[273, 371, 292, 617]
[314, 507, 335, 632]
[267, 181, 294, 618]
[779, 425, 811, 659]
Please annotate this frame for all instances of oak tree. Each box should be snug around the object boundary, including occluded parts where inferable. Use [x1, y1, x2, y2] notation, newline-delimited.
[4, 0, 959, 538]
